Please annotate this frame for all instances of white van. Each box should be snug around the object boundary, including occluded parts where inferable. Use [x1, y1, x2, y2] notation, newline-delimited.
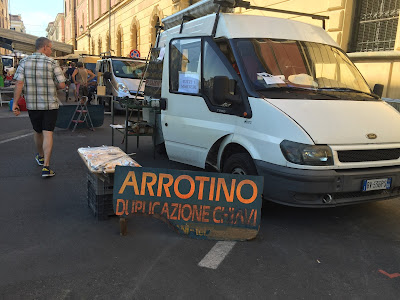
[96, 57, 146, 109]
[1, 55, 15, 74]
[146, 0, 400, 207]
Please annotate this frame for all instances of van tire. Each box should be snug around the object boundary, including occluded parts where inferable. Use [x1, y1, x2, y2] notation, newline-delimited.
[155, 143, 167, 155]
[222, 153, 257, 176]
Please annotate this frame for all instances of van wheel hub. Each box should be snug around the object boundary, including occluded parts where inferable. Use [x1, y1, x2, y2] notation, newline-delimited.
[231, 167, 246, 175]
[222, 153, 257, 176]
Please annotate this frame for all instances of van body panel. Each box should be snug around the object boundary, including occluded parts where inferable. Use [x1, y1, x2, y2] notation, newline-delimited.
[215, 14, 337, 46]
[267, 99, 400, 145]
[161, 93, 237, 168]
[226, 97, 313, 162]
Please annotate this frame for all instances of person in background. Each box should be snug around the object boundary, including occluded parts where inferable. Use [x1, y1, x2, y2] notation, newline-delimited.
[64, 62, 76, 101]
[87, 74, 97, 104]
[12, 37, 66, 178]
[72, 62, 95, 103]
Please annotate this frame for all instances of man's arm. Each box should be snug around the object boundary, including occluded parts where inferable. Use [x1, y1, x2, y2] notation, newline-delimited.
[87, 70, 96, 82]
[12, 80, 24, 116]
[53, 60, 67, 89]
[72, 69, 78, 84]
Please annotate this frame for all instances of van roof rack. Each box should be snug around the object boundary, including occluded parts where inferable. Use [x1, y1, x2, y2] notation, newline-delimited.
[100, 51, 112, 58]
[162, 0, 329, 33]
[231, 0, 329, 29]
[78, 54, 100, 58]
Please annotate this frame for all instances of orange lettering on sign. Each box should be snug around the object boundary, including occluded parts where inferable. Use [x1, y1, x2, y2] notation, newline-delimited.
[115, 199, 126, 216]
[177, 204, 182, 220]
[170, 203, 179, 220]
[252, 209, 257, 226]
[247, 209, 254, 225]
[157, 173, 174, 197]
[174, 175, 195, 199]
[213, 206, 222, 224]
[131, 200, 136, 213]
[125, 200, 130, 215]
[195, 176, 210, 200]
[192, 205, 202, 222]
[202, 205, 210, 223]
[135, 201, 143, 213]
[118, 171, 139, 194]
[236, 180, 257, 204]
[209, 177, 215, 200]
[181, 204, 192, 221]
[161, 202, 169, 218]
[234, 210, 245, 225]
[140, 172, 157, 196]
[152, 201, 160, 214]
[215, 178, 236, 202]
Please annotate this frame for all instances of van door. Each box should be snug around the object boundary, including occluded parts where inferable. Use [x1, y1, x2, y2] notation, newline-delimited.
[161, 37, 249, 168]
[103, 60, 114, 95]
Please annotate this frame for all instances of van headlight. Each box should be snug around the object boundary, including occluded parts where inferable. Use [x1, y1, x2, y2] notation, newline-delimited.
[280, 140, 333, 166]
[118, 83, 128, 93]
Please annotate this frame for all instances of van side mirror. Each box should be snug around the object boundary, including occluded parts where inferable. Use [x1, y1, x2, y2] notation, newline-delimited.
[103, 71, 112, 80]
[213, 76, 241, 105]
[373, 84, 384, 98]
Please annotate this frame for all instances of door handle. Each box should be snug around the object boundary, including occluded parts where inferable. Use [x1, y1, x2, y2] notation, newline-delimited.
[160, 98, 167, 110]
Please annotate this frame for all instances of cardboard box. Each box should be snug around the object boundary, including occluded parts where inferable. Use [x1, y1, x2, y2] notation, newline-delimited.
[97, 86, 106, 96]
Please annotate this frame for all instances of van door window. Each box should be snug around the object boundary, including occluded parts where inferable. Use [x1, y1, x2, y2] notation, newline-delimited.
[169, 38, 201, 94]
[202, 40, 240, 107]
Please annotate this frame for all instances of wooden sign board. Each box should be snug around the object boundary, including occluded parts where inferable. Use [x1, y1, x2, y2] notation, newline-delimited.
[113, 166, 263, 240]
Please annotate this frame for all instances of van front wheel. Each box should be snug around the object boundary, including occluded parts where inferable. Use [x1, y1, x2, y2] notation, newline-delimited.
[222, 153, 257, 176]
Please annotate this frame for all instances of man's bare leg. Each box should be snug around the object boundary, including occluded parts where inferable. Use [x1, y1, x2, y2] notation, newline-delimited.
[34, 132, 44, 157]
[42, 130, 53, 167]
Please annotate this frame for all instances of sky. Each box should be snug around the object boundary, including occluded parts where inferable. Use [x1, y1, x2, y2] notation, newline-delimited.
[9, 0, 64, 37]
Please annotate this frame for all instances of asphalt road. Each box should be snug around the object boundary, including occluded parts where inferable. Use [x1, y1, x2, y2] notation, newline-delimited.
[0, 99, 400, 299]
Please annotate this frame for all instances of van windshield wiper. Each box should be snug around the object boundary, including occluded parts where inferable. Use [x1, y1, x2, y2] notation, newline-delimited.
[317, 87, 379, 99]
[256, 86, 340, 99]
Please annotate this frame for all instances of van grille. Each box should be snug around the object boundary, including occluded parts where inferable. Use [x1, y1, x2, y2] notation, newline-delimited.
[337, 149, 400, 163]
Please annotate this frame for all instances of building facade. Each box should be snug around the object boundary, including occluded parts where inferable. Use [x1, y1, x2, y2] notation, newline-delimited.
[63, 0, 400, 98]
[0, 0, 9, 55]
[46, 13, 65, 43]
[9, 14, 26, 33]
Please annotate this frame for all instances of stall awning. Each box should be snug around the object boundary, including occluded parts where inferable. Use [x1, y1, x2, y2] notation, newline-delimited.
[0, 28, 73, 56]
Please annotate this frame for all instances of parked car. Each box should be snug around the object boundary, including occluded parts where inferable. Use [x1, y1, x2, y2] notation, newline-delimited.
[96, 56, 146, 110]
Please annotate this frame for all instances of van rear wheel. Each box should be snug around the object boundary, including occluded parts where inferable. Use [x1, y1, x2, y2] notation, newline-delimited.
[222, 153, 257, 176]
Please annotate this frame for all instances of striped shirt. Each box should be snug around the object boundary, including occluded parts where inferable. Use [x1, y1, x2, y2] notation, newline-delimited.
[14, 52, 66, 110]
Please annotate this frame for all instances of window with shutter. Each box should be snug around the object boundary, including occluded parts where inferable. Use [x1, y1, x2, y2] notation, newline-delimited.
[351, 0, 399, 52]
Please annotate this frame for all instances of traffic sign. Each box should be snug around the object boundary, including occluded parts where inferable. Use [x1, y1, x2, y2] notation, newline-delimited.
[130, 49, 140, 58]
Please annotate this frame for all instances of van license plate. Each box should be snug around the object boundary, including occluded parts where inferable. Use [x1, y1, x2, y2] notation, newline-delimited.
[362, 178, 392, 191]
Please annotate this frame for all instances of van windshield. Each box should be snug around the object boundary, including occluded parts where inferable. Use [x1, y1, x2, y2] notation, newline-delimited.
[111, 60, 146, 79]
[2, 58, 13, 67]
[232, 39, 374, 100]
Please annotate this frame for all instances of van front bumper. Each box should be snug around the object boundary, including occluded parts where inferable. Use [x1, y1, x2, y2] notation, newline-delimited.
[254, 160, 400, 207]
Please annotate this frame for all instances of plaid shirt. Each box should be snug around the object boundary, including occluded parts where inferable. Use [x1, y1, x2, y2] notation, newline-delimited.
[14, 52, 66, 110]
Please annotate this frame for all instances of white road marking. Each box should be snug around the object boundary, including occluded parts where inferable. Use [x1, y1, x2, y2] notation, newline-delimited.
[198, 241, 236, 269]
[0, 132, 33, 145]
